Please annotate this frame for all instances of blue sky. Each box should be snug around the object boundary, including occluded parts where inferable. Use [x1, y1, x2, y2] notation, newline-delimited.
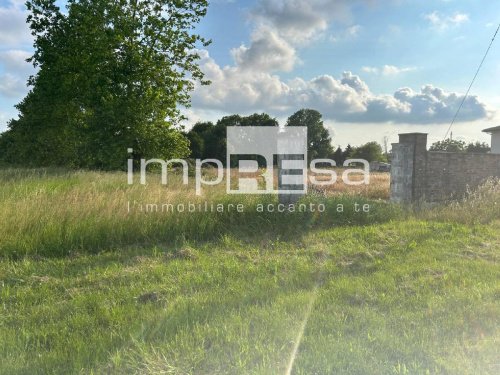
[1, 0, 499, 146]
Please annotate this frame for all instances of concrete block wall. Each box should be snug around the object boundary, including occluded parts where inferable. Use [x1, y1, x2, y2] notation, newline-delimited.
[390, 133, 500, 203]
[390, 142, 414, 203]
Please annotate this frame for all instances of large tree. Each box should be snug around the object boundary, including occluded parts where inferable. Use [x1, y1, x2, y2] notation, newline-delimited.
[0, 0, 210, 169]
[285, 109, 333, 161]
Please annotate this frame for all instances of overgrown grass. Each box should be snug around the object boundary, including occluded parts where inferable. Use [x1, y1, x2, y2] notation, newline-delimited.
[0, 168, 400, 258]
[418, 178, 500, 224]
[0, 168, 499, 374]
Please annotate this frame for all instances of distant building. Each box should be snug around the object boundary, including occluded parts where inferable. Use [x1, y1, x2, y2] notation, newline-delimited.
[483, 126, 500, 154]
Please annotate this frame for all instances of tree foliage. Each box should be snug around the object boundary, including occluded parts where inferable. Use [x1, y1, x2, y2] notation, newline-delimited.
[343, 144, 354, 159]
[351, 142, 386, 162]
[430, 139, 490, 153]
[185, 110, 335, 165]
[0, 0, 210, 169]
[285, 109, 333, 161]
[333, 147, 345, 165]
[429, 139, 466, 153]
[466, 141, 491, 153]
[186, 113, 279, 163]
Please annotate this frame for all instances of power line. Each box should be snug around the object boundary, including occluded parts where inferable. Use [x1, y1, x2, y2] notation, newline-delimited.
[443, 23, 500, 140]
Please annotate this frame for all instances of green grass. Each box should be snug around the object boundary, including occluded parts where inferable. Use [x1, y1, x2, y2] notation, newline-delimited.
[0, 168, 401, 258]
[0, 168, 499, 374]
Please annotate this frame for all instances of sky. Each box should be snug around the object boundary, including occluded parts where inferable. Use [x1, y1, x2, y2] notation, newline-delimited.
[0, 0, 499, 147]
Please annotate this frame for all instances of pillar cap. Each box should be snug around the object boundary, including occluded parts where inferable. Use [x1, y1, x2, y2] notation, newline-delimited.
[482, 126, 500, 134]
[398, 132, 428, 135]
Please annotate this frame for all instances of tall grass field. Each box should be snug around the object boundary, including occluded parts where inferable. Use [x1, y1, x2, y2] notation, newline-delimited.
[0, 168, 499, 374]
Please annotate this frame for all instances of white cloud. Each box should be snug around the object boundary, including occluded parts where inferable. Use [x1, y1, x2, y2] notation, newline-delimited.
[251, 0, 353, 45]
[0, 49, 35, 107]
[362, 65, 417, 76]
[221, 0, 354, 82]
[192, 50, 491, 125]
[361, 66, 378, 74]
[0, 4, 33, 107]
[231, 27, 297, 72]
[346, 25, 361, 37]
[330, 24, 362, 43]
[424, 11, 469, 30]
[0, 110, 12, 129]
[192, 50, 291, 113]
[224, 0, 367, 80]
[231, 0, 358, 78]
[0, 1, 31, 47]
[187, 2, 488, 127]
[0, 73, 28, 98]
[0, 49, 34, 74]
[381, 65, 417, 76]
[340, 71, 369, 95]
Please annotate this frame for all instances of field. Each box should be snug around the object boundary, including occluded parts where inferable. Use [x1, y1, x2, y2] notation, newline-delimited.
[0, 168, 499, 374]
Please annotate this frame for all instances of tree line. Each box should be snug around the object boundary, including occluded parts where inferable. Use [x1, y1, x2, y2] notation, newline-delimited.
[185, 111, 491, 165]
[429, 139, 490, 153]
[185, 109, 388, 166]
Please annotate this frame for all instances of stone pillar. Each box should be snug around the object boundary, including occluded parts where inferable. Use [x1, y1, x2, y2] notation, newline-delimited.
[390, 133, 428, 203]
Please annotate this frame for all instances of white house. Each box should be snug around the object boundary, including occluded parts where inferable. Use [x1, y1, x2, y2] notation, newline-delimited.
[482, 126, 500, 154]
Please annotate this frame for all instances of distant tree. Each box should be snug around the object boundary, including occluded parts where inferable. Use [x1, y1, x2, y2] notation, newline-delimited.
[186, 121, 214, 159]
[0, 130, 19, 165]
[186, 114, 279, 164]
[204, 122, 227, 162]
[382, 136, 390, 159]
[333, 147, 344, 165]
[343, 144, 354, 160]
[240, 113, 279, 127]
[466, 141, 490, 153]
[191, 122, 214, 135]
[186, 131, 205, 159]
[286, 109, 333, 161]
[352, 142, 386, 162]
[429, 139, 491, 153]
[429, 139, 466, 152]
[214, 113, 278, 129]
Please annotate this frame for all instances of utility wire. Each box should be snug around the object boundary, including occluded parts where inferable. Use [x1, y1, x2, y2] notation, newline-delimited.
[443, 23, 500, 140]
